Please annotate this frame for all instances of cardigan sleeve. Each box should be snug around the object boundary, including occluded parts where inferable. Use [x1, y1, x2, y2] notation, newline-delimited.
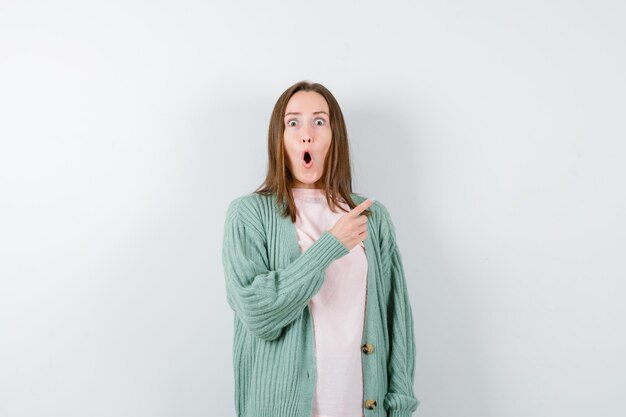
[222, 197, 350, 341]
[379, 205, 420, 417]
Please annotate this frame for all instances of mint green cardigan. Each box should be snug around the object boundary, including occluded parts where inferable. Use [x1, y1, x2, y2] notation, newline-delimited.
[222, 192, 420, 417]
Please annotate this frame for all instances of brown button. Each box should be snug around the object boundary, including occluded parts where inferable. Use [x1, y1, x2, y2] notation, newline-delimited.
[364, 399, 377, 409]
[361, 343, 374, 354]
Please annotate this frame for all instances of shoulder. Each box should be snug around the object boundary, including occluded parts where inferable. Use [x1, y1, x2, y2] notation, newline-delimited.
[225, 192, 272, 236]
[227, 191, 276, 213]
[227, 192, 263, 211]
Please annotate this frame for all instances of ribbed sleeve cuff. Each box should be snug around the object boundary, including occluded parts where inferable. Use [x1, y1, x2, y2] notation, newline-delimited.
[301, 230, 350, 269]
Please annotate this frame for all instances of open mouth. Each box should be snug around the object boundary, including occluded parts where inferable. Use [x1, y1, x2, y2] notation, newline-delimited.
[302, 151, 313, 168]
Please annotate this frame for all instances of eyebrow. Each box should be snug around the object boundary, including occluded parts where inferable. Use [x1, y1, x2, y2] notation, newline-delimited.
[284, 111, 329, 118]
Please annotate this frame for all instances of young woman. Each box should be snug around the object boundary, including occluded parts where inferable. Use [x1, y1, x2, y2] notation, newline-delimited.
[222, 80, 420, 417]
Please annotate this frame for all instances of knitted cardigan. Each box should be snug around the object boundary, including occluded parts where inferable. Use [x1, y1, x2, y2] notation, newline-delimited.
[222, 191, 420, 417]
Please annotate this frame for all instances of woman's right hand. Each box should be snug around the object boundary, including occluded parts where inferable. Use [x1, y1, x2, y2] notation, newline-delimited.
[329, 197, 375, 251]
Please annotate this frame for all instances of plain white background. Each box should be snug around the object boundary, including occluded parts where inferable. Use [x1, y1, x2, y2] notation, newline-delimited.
[1, 1, 624, 416]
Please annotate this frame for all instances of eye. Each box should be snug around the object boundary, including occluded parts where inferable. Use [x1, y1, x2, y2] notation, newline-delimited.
[314, 118, 326, 126]
[286, 119, 297, 127]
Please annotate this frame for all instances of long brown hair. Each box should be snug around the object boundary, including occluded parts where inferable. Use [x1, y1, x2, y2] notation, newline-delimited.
[254, 80, 372, 223]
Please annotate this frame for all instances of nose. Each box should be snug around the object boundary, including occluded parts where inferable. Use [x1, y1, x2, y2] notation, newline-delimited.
[301, 124, 312, 143]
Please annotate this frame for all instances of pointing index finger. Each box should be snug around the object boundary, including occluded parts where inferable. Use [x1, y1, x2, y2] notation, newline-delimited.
[350, 196, 376, 216]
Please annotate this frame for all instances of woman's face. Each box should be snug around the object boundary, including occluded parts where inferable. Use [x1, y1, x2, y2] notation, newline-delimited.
[283, 90, 332, 189]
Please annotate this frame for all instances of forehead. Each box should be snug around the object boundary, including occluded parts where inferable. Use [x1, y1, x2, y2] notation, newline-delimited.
[285, 91, 329, 114]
